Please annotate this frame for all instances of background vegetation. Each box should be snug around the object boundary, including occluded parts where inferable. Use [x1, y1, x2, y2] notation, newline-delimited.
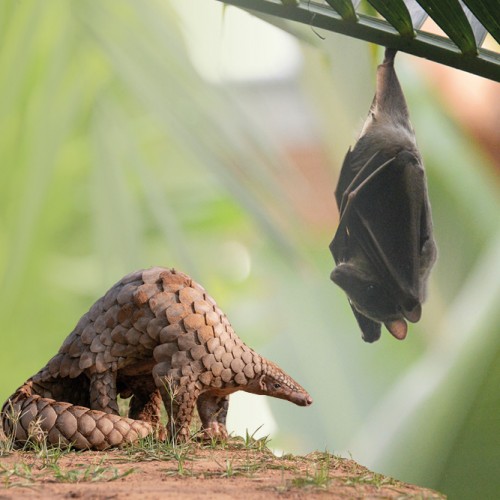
[0, 1, 498, 498]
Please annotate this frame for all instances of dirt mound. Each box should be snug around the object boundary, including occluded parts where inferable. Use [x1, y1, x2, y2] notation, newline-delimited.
[0, 436, 443, 499]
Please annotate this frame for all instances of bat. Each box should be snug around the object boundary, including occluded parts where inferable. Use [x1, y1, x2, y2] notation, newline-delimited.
[329, 48, 437, 342]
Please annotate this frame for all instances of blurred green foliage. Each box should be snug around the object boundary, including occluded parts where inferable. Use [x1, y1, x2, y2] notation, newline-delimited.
[0, 1, 498, 498]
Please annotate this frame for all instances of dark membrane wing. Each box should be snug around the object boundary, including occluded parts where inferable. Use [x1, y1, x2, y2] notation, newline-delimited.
[330, 152, 396, 264]
[347, 152, 425, 300]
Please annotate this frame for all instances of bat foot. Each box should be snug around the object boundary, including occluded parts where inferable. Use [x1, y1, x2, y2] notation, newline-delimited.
[383, 48, 397, 65]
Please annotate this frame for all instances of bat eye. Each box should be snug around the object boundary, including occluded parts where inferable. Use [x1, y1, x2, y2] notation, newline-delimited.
[273, 383, 281, 389]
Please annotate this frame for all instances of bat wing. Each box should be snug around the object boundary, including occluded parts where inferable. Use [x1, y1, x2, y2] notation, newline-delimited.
[334, 148, 357, 212]
[330, 148, 396, 264]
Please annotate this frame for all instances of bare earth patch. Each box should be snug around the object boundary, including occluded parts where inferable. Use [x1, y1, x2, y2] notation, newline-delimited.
[0, 435, 444, 499]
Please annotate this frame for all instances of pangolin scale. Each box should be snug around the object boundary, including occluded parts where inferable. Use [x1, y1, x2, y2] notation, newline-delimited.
[1, 267, 312, 450]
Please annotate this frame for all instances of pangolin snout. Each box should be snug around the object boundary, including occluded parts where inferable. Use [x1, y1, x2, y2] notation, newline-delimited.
[291, 392, 313, 406]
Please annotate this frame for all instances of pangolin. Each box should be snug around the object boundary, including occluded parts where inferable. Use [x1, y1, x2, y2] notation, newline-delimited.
[1, 267, 312, 450]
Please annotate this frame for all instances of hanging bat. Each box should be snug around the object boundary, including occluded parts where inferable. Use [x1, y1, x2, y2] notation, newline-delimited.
[329, 48, 437, 343]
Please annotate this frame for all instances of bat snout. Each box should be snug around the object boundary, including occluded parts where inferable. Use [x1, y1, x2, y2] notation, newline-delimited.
[402, 302, 422, 323]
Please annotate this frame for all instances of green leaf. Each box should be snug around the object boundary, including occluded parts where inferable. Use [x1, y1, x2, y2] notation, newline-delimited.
[325, 0, 357, 22]
[367, 0, 414, 37]
[415, 0, 477, 55]
[462, 0, 500, 45]
[405, 0, 429, 29]
[462, 6, 488, 47]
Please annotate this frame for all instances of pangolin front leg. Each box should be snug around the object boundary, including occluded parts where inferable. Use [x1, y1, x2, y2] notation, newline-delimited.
[153, 362, 200, 442]
[196, 393, 229, 440]
[161, 382, 200, 442]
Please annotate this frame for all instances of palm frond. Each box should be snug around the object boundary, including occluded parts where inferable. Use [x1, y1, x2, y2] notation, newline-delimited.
[217, 0, 500, 81]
